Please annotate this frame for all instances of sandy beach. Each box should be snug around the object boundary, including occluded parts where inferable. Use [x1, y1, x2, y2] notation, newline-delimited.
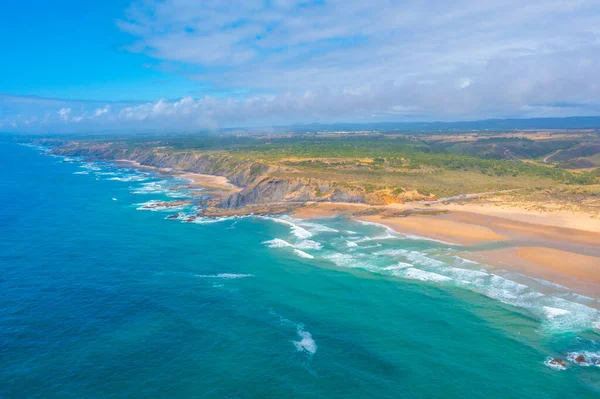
[115, 159, 240, 197]
[355, 214, 507, 246]
[113, 159, 600, 295]
[293, 201, 600, 295]
[177, 172, 239, 192]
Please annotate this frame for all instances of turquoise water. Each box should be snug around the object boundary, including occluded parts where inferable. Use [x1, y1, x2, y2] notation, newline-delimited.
[1, 140, 599, 398]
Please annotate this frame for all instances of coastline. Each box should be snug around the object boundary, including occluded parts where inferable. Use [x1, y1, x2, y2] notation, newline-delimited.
[292, 202, 600, 296]
[113, 159, 600, 297]
[114, 159, 240, 199]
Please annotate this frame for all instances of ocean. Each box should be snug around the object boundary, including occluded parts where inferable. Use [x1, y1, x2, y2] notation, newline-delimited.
[1, 139, 599, 398]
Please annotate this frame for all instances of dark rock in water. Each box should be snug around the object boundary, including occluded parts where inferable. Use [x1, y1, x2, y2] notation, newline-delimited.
[575, 354, 586, 363]
[182, 215, 197, 222]
[549, 358, 566, 367]
[167, 214, 180, 220]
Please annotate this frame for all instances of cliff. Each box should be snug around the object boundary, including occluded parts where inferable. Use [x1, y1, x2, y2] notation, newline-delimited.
[52, 143, 369, 210]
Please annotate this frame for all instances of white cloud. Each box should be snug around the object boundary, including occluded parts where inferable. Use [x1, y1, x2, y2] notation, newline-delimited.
[58, 108, 72, 121]
[2, 0, 600, 132]
[94, 105, 110, 117]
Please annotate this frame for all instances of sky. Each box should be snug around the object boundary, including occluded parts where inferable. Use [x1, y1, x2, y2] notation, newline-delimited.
[2, 0, 600, 133]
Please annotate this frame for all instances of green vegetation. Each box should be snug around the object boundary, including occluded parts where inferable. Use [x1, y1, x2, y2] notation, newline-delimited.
[41, 129, 600, 199]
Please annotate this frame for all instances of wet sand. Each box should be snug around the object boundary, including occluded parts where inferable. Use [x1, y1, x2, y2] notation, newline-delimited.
[293, 202, 600, 294]
[355, 214, 507, 246]
[114, 159, 240, 197]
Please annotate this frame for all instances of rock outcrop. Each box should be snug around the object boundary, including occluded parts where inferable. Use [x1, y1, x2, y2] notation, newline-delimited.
[51, 142, 430, 211]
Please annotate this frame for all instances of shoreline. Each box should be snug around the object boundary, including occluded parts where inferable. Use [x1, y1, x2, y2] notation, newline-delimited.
[291, 202, 600, 296]
[114, 159, 240, 198]
[112, 159, 600, 297]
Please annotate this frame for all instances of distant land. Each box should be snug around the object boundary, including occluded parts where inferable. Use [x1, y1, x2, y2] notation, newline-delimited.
[4, 115, 600, 137]
[242, 116, 600, 134]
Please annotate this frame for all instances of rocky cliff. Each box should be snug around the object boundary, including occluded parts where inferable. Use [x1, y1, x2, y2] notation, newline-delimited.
[53, 143, 368, 209]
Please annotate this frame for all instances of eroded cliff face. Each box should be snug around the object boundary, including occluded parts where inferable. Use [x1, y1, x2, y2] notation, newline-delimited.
[220, 176, 366, 208]
[53, 143, 368, 209]
[55, 144, 267, 188]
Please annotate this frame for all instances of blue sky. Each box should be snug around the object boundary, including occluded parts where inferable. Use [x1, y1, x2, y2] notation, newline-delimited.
[2, 0, 600, 132]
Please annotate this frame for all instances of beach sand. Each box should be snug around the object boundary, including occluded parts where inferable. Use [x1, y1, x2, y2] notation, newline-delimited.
[111, 160, 600, 295]
[355, 214, 507, 246]
[516, 247, 600, 284]
[463, 247, 600, 298]
[293, 201, 600, 295]
[115, 159, 240, 196]
[177, 172, 239, 192]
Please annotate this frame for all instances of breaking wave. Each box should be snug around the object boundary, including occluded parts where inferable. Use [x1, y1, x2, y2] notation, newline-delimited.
[195, 273, 253, 279]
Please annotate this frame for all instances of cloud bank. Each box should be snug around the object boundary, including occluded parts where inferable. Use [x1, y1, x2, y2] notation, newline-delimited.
[3, 0, 600, 132]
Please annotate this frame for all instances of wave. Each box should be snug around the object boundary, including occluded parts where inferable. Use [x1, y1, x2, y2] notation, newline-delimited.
[132, 180, 170, 195]
[315, 241, 600, 332]
[293, 249, 315, 259]
[294, 240, 323, 250]
[79, 162, 101, 171]
[195, 273, 253, 279]
[263, 238, 318, 259]
[107, 175, 149, 182]
[191, 215, 242, 224]
[135, 200, 190, 212]
[263, 238, 293, 248]
[262, 216, 313, 239]
[400, 268, 453, 282]
[375, 249, 446, 268]
[383, 262, 413, 271]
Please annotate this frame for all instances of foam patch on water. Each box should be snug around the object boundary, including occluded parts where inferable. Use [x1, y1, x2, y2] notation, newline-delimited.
[376, 249, 446, 268]
[538, 297, 600, 332]
[295, 240, 323, 250]
[269, 310, 318, 356]
[311, 229, 600, 332]
[135, 200, 190, 212]
[324, 252, 358, 268]
[346, 241, 358, 248]
[293, 326, 318, 355]
[191, 216, 241, 224]
[195, 273, 253, 279]
[544, 357, 567, 370]
[107, 175, 149, 182]
[323, 252, 380, 272]
[566, 351, 600, 367]
[400, 268, 453, 282]
[544, 306, 571, 319]
[132, 180, 170, 195]
[383, 262, 413, 271]
[79, 162, 101, 171]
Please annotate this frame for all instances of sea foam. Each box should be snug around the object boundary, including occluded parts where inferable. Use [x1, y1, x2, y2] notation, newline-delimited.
[195, 273, 253, 279]
[293, 326, 318, 355]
